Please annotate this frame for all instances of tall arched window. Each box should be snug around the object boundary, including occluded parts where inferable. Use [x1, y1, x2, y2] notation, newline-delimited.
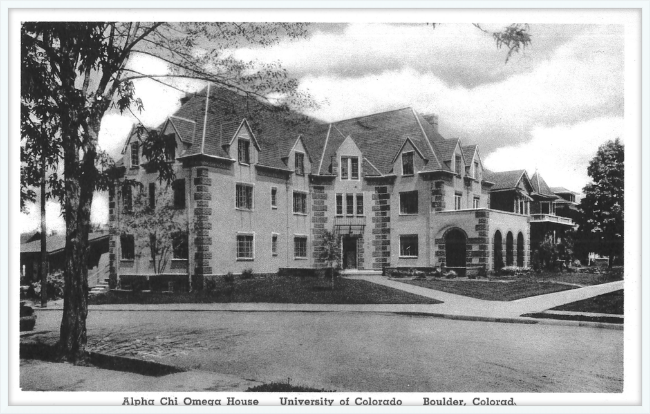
[506, 232, 514, 266]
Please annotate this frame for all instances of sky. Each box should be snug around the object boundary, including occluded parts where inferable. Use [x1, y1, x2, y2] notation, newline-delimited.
[21, 22, 625, 234]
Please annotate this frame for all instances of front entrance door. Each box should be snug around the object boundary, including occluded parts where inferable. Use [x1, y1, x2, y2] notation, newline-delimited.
[342, 237, 357, 269]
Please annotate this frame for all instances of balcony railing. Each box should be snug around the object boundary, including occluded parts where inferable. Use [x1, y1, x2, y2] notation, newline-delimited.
[530, 214, 574, 226]
[333, 216, 366, 235]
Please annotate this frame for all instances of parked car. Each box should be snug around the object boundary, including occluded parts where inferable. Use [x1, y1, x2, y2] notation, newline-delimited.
[20, 301, 36, 331]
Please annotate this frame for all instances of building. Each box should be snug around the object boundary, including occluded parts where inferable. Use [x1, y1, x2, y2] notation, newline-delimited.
[108, 85, 572, 289]
[20, 231, 110, 287]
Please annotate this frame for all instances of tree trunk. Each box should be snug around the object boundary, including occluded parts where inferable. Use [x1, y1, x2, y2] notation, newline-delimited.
[40, 154, 47, 308]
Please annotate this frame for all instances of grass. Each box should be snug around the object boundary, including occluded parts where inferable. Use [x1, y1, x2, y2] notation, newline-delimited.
[551, 289, 623, 315]
[247, 381, 334, 392]
[533, 268, 623, 286]
[88, 275, 442, 305]
[399, 278, 577, 301]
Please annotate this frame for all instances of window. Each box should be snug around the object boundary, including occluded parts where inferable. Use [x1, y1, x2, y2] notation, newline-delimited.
[454, 193, 462, 210]
[336, 194, 343, 216]
[295, 152, 305, 175]
[293, 192, 307, 214]
[518, 199, 525, 215]
[173, 179, 185, 209]
[400, 235, 418, 258]
[148, 183, 156, 210]
[455, 155, 461, 175]
[340, 156, 359, 180]
[294, 236, 307, 259]
[474, 161, 479, 179]
[351, 157, 359, 180]
[236, 234, 254, 260]
[541, 202, 550, 215]
[272, 234, 278, 256]
[120, 234, 135, 260]
[271, 187, 277, 208]
[122, 184, 133, 212]
[399, 191, 418, 214]
[473, 197, 480, 209]
[164, 134, 176, 161]
[236, 184, 253, 210]
[402, 152, 414, 175]
[172, 232, 188, 260]
[130, 141, 139, 167]
[356, 194, 364, 215]
[238, 139, 250, 164]
[346, 194, 354, 216]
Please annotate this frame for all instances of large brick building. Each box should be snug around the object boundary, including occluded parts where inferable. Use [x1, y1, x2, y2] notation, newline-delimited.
[108, 85, 573, 289]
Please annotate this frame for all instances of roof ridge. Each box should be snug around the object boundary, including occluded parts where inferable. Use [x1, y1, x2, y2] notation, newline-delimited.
[331, 106, 413, 125]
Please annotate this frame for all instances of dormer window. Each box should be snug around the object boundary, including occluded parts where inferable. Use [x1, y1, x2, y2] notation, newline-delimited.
[340, 156, 359, 180]
[455, 155, 461, 175]
[238, 139, 250, 164]
[402, 152, 414, 175]
[130, 141, 139, 167]
[295, 152, 305, 176]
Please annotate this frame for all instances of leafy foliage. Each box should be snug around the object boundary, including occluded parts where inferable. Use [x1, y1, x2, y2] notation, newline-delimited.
[116, 185, 187, 274]
[318, 230, 342, 289]
[576, 139, 624, 266]
[20, 22, 314, 361]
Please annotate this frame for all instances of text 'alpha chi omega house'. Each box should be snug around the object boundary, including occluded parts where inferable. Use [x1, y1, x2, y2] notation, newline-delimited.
[108, 84, 575, 290]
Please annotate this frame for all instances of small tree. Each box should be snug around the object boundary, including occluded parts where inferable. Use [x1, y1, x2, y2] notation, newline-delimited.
[116, 185, 188, 275]
[318, 229, 342, 290]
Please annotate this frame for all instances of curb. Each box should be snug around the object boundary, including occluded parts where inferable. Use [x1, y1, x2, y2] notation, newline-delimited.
[35, 306, 624, 330]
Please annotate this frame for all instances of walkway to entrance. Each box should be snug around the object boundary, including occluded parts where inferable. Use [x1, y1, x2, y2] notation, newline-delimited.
[343, 275, 623, 320]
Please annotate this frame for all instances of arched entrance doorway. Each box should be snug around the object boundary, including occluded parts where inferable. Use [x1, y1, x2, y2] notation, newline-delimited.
[494, 231, 503, 271]
[506, 232, 514, 266]
[445, 229, 466, 269]
[517, 232, 524, 267]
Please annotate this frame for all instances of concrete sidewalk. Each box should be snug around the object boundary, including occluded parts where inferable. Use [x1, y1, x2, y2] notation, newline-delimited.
[20, 359, 260, 392]
[33, 277, 623, 329]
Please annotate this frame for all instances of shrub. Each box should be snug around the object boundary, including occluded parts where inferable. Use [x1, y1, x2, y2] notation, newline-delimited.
[572, 259, 582, 267]
[223, 272, 235, 284]
[241, 268, 254, 279]
[204, 278, 218, 292]
[30, 271, 65, 300]
[443, 270, 457, 279]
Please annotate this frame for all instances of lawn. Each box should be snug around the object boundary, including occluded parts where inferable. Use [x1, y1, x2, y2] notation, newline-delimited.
[399, 278, 577, 301]
[551, 289, 623, 315]
[89, 275, 442, 305]
[533, 268, 623, 287]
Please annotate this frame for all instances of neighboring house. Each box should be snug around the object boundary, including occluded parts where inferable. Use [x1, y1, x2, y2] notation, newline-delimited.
[20, 232, 110, 287]
[108, 84, 573, 289]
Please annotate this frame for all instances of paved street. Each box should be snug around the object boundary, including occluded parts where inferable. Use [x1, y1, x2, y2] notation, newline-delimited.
[27, 310, 623, 392]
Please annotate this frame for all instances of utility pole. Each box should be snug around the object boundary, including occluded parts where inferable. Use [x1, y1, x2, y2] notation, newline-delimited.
[40, 150, 47, 308]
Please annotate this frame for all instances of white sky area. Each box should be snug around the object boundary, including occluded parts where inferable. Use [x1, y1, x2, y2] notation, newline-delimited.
[21, 23, 624, 234]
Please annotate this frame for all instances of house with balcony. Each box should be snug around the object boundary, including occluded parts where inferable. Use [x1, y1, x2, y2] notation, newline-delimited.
[109, 84, 575, 289]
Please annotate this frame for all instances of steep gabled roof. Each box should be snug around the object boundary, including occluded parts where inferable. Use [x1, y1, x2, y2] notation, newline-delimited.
[530, 171, 559, 198]
[462, 145, 478, 164]
[316, 107, 445, 175]
[168, 116, 196, 144]
[118, 84, 325, 170]
[483, 169, 529, 191]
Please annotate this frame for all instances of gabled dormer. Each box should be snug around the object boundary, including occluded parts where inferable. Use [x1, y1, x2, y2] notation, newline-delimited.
[392, 136, 427, 176]
[288, 135, 313, 176]
[335, 136, 362, 180]
[227, 119, 261, 165]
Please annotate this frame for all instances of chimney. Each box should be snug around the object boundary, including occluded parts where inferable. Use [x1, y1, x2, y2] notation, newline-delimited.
[179, 92, 194, 106]
[422, 114, 439, 133]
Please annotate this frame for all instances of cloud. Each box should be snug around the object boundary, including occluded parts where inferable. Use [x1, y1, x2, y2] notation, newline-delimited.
[236, 23, 611, 89]
[297, 24, 623, 156]
[483, 117, 624, 192]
